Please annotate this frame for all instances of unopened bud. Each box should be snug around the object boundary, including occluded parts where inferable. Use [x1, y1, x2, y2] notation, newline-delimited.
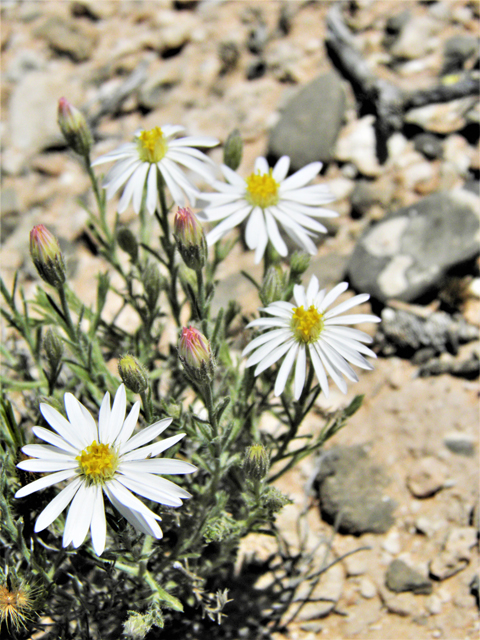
[174, 207, 207, 271]
[30, 225, 66, 288]
[43, 328, 64, 370]
[178, 326, 215, 384]
[117, 228, 138, 262]
[259, 266, 284, 306]
[289, 251, 311, 279]
[243, 444, 270, 481]
[118, 355, 149, 394]
[223, 128, 243, 171]
[143, 264, 161, 311]
[57, 97, 93, 157]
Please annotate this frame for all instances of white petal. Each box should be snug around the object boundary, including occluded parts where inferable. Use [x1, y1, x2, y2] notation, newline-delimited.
[118, 418, 172, 456]
[162, 157, 199, 201]
[320, 282, 349, 311]
[21, 444, 75, 459]
[245, 207, 263, 250]
[294, 345, 307, 400]
[220, 164, 246, 188]
[17, 458, 78, 472]
[315, 344, 347, 394]
[117, 166, 143, 214]
[293, 284, 307, 307]
[265, 210, 288, 257]
[146, 163, 158, 215]
[161, 124, 185, 138]
[326, 326, 374, 344]
[272, 156, 290, 182]
[114, 401, 141, 448]
[91, 143, 136, 166]
[246, 331, 292, 368]
[199, 200, 248, 222]
[242, 328, 291, 356]
[323, 330, 376, 359]
[158, 160, 187, 205]
[64, 393, 97, 444]
[206, 206, 252, 245]
[34, 476, 83, 533]
[325, 314, 381, 325]
[306, 276, 320, 304]
[119, 459, 197, 475]
[274, 342, 299, 396]
[15, 469, 77, 499]
[323, 334, 374, 370]
[98, 391, 112, 444]
[246, 317, 289, 329]
[109, 384, 126, 443]
[254, 339, 295, 376]
[120, 433, 185, 461]
[324, 293, 371, 319]
[63, 483, 95, 548]
[282, 223, 317, 255]
[171, 135, 218, 148]
[40, 403, 86, 450]
[105, 479, 162, 521]
[167, 149, 216, 182]
[274, 202, 328, 234]
[31, 427, 78, 454]
[104, 158, 140, 200]
[107, 488, 163, 538]
[318, 340, 358, 382]
[308, 344, 329, 397]
[117, 474, 185, 507]
[132, 162, 150, 213]
[254, 157, 269, 174]
[254, 219, 269, 264]
[280, 162, 321, 190]
[91, 487, 106, 555]
[279, 186, 335, 205]
[121, 472, 192, 499]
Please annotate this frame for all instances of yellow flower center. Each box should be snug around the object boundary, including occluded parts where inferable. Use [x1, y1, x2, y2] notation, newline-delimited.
[245, 169, 279, 208]
[76, 441, 118, 483]
[291, 305, 324, 343]
[137, 127, 168, 163]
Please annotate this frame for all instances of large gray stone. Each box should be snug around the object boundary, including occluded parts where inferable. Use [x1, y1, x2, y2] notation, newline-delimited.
[315, 445, 396, 535]
[347, 190, 480, 303]
[267, 72, 346, 171]
[386, 559, 433, 595]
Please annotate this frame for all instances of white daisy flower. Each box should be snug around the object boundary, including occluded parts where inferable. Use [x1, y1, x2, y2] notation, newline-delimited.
[91, 125, 219, 213]
[243, 276, 380, 400]
[15, 385, 196, 556]
[198, 156, 337, 264]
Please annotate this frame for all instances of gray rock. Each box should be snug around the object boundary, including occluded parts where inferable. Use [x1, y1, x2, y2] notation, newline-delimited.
[385, 559, 433, 595]
[268, 72, 346, 171]
[442, 35, 479, 74]
[315, 445, 396, 535]
[443, 431, 476, 457]
[35, 15, 98, 62]
[347, 190, 480, 303]
[413, 133, 443, 160]
[429, 527, 477, 580]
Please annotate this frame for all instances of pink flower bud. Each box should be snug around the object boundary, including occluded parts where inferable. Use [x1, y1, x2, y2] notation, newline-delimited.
[174, 207, 208, 271]
[178, 326, 214, 383]
[57, 97, 92, 157]
[30, 225, 66, 287]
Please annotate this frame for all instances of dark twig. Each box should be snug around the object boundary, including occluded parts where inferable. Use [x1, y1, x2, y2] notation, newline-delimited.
[326, 3, 480, 162]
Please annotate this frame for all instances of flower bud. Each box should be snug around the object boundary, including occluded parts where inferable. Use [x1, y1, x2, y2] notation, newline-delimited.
[118, 355, 149, 394]
[123, 611, 152, 639]
[117, 228, 138, 262]
[43, 328, 64, 371]
[178, 326, 215, 384]
[243, 444, 270, 481]
[223, 128, 243, 171]
[259, 266, 285, 306]
[143, 263, 161, 311]
[30, 225, 67, 288]
[57, 97, 93, 157]
[289, 251, 311, 279]
[174, 207, 207, 271]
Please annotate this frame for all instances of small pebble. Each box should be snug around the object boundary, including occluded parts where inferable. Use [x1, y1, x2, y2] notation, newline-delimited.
[360, 577, 377, 599]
